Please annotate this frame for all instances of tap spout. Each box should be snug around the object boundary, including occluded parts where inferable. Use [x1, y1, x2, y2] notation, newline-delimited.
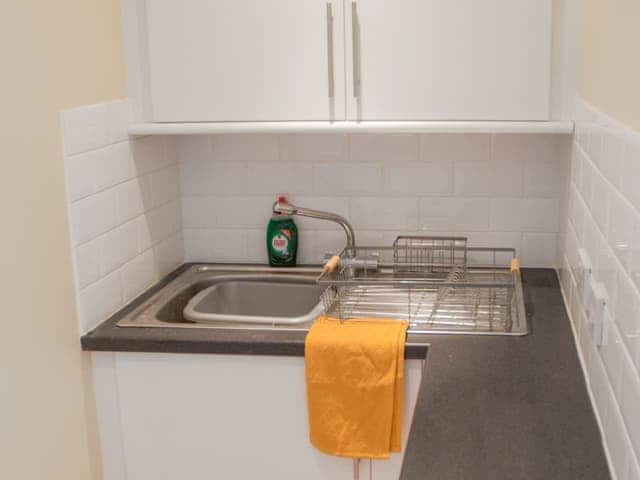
[273, 200, 356, 255]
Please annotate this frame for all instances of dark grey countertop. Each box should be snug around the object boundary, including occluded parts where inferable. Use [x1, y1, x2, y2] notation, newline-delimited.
[399, 269, 610, 480]
[81, 267, 610, 479]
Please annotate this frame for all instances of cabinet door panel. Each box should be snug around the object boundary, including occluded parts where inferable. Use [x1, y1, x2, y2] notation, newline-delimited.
[115, 354, 354, 480]
[146, 0, 345, 121]
[346, 0, 551, 121]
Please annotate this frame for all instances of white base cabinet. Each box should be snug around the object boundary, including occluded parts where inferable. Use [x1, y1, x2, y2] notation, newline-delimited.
[92, 352, 423, 480]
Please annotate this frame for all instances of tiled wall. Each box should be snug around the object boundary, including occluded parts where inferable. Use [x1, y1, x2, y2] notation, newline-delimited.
[178, 133, 570, 266]
[62, 100, 183, 334]
[558, 97, 640, 479]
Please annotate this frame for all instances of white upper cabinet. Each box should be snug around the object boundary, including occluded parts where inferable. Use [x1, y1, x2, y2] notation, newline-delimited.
[346, 0, 552, 121]
[145, 0, 345, 122]
[139, 0, 551, 122]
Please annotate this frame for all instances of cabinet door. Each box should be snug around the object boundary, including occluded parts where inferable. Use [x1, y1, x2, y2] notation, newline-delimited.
[345, 0, 551, 121]
[115, 354, 355, 480]
[145, 0, 345, 122]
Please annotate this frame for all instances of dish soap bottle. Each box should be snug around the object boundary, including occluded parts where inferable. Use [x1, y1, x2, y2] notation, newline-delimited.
[267, 196, 298, 267]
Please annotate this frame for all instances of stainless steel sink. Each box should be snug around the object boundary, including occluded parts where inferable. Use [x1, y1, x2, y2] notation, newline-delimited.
[183, 275, 325, 325]
[117, 265, 326, 330]
[117, 263, 527, 335]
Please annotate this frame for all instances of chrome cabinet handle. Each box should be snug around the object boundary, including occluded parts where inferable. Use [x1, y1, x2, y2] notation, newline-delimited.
[326, 2, 334, 98]
[351, 1, 361, 98]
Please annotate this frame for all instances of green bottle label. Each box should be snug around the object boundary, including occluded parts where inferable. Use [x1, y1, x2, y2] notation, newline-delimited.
[267, 218, 298, 266]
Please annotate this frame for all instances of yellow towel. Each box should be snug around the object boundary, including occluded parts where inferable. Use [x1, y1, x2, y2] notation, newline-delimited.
[304, 316, 408, 459]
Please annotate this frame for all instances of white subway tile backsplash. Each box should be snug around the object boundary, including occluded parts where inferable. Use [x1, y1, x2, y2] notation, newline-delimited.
[524, 160, 564, 197]
[420, 133, 491, 163]
[247, 162, 313, 195]
[78, 270, 122, 333]
[351, 197, 419, 229]
[183, 229, 213, 262]
[179, 158, 213, 196]
[599, 128, 625, 188]
[163, 136, 179, 165]
[63, 100, 183, 334]
[568, 185, 586, 244]
[594, 242, 618, 314]
[615, 271, 640, 353]
[150, 165, 180, 207]
[181, 196, 218, 229]
[579, 149, 594, 204]
[521, 198, 562, 232]
[590, 170, 611, 234]
[620, 355, 640, 459]
[99, 220, 139, 276]
[604, 389, 631, 480]
[215, 196, 273, 227]
[586, 125, 604, 170]
[130, 136, 169, 176]
[384, 162, 453, 195]
[599, 315, 625, 398]
[74, 240, 101, 289]
[350, 134, 419, 163]
[522, 233, 557, 267]
[66, 149, 101, 201]
[490, 198, 559, 232]
[116, 176, 151, 224]
[586, 341, 611, 422]
[184, 229, 247, 263]
[280, 134, 347, 163]
[608, 192, 635, 269]
[70, 188, 118, 245]
[420, 197, 489, 231]
[212, 134, 279, 162]
[626, 453, 640, 480]
[466, 231, 523, 251]
[355, 230, 386, 246]
[619, 135, 640, 213]
[454, 159, 523, 197]
[560, 97, 640, 479]
[493, 134, 566, 165]
[245, 229, 268, 264]
[313, 163, 383, 196]
[176, 135, 213, 164]
[629, 221, 640, 291]
[137, 215, 154, 252]
[147, 200, 182, 243]
[176, 132, 566, 265]
[180, 160, 248, 196]
[96, 142, 133, 191]
[121, 249, 157, 303]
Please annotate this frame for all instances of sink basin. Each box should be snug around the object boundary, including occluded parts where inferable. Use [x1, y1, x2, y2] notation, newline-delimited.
[116, 265, 328, 330]
[183, 275, 325, 325]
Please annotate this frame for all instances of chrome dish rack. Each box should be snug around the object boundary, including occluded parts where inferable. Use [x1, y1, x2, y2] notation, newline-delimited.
[317, 236, 528, 336]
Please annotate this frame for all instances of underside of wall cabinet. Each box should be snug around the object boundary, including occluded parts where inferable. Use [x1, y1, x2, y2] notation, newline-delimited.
[128, 120, 574, 136]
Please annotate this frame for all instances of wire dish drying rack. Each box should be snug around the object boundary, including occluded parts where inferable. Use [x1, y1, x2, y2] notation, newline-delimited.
[317, 236, 528, 336]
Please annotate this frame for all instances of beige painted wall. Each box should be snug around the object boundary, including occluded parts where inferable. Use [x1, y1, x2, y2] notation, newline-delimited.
[579, 0, 640, 131]
[0, 2, 125, 479]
